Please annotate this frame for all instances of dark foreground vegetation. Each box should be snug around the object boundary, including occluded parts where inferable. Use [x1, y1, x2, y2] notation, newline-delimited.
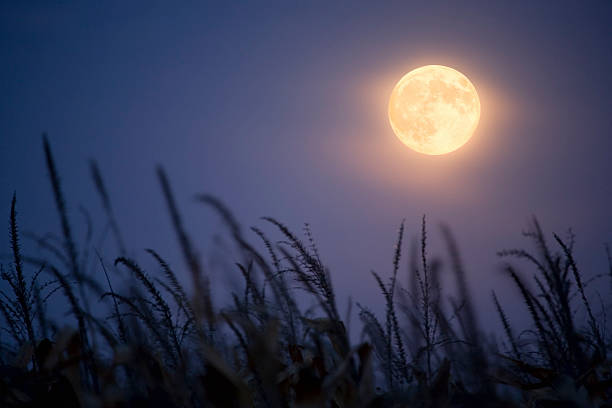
[2, 136, 612, 407]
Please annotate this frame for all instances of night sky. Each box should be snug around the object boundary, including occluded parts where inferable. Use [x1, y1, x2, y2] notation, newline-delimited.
[2, 1, 612, 332]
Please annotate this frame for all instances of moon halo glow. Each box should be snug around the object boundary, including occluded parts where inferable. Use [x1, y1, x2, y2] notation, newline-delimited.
[388, 65, 481, 155]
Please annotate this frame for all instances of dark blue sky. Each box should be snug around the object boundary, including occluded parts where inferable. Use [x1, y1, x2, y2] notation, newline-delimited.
[2, 1, 612, 331]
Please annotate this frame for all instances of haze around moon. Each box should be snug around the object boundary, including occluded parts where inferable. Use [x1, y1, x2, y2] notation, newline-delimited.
[388, 65, 481, 155]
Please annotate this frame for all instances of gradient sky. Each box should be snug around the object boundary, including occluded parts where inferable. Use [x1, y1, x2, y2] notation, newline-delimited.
[2, 1, 612, 333]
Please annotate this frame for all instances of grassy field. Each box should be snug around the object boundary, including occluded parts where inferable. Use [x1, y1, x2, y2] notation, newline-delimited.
[1, 136, 611, 407]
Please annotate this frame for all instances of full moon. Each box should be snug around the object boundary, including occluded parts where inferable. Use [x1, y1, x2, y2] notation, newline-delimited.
[388, 65, 480, 155]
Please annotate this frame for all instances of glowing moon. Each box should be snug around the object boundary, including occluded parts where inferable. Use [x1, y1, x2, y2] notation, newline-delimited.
[388, 65, 480, 155]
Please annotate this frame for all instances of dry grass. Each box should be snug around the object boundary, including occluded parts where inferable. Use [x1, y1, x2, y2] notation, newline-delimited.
[1, 136, 612, 407]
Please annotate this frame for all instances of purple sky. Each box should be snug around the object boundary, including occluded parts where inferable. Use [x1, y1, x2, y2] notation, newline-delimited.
[2, 1, 612, 334]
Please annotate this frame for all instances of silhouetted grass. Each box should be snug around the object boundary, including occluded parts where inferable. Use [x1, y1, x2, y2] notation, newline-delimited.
[90, 160, 126, 256]
[1, 136, 612, 407]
